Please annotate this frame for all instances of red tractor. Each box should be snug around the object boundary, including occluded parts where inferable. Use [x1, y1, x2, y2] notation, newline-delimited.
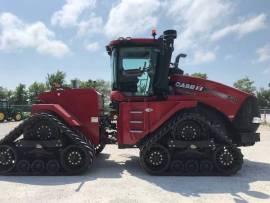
[0, 30, 261, 176]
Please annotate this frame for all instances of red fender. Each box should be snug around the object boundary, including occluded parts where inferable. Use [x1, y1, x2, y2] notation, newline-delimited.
[148, 100, 198, 134]
[32, 104, 81, 126]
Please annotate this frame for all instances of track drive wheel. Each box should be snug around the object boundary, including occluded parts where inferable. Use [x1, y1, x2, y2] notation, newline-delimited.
[24, 118, 60, 140]
[0, 145, 17, 174]
[174, 113, 209, 141]
[61, 145, 92, 174]
[140, 144, 171, 175]
[213, 145, 243, 176]
[95, 144, 105, 155]
[0, 112, 5, 123]
[14, 112, 23, 122]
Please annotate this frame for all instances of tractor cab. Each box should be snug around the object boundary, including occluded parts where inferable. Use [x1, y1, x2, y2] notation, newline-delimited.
[0, 99, 23, 122]
[107, 30, 179, 99]
[0, 99, 8, 109]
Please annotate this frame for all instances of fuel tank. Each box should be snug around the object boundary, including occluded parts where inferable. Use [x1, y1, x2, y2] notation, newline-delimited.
[32, 88, 104, 144]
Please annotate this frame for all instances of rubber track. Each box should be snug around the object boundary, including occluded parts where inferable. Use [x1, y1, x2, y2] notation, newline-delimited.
[0, 113, 95, 175]
[0, 115, 45, 145]
[138, 112, 243, 176]
[138, 112, 232, 150]
[39, 113, 95, 160]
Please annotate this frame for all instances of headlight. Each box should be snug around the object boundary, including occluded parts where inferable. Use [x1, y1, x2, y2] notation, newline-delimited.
[252, 117, 262, 124]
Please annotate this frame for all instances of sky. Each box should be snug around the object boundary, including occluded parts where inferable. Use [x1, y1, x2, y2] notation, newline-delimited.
[0, 0, 269, 90]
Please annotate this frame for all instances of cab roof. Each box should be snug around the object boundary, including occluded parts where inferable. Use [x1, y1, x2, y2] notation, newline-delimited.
[109, 38, 158, 46]
[106, 38, 160, 55]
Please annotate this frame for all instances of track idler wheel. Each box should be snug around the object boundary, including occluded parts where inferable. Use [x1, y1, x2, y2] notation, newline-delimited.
[31, 160, 45, 174]
[61, 145, 91, 174]
[140, 144, 171, 175]
[16, 160, 31, 173]
[0, 145, 17, 174]
[213, 145, 243, 175]
[46, 160, 60, 175]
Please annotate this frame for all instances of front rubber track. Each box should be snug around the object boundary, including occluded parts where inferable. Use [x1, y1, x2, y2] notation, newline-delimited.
[139, 112, 244, 176]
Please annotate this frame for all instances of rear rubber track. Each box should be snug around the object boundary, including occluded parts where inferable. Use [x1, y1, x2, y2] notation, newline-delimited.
[0, 112, 95, 175]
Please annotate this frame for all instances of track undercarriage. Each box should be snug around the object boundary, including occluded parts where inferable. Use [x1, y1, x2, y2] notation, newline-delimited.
[0, 111, 244, 176]
[139, 112, 243, 176]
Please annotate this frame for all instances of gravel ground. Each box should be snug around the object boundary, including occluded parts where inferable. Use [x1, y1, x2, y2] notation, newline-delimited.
[0, 122, 269, 203]
[261, 114, 270, 124]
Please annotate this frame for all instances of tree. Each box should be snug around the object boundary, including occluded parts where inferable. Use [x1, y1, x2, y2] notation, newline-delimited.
[191, 72, 208, 79]
[28, 82, 46, 103]
[80, 79, 110, 95]
[13, 84, 28, 105]
[233, 77, 256, 94]
[70, 78, 80, 88]
[6, 90, 14, 102]
[257, 88, 270, 108]
[80, 79, 96, 89]
[0, 86, 8, 100]
[46, 70, 66, 89]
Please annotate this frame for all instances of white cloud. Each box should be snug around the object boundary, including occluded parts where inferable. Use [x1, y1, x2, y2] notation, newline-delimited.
[193, 50, 216, 64]
[211, 14, 267, 41]
[78, 14, 103, 36]
[85, 42, 100, 52]
[256, 44, 270, 63]
[51, 0, 96, 27]
[104, 0, 160, 38]
[168, 0, 230, 33]
[263, 68, 270, 74]
[224, 54, 233, 60]
[166, 0, 231, 50]
[0, 12, 70, 57]
[37, 40, 70, 57]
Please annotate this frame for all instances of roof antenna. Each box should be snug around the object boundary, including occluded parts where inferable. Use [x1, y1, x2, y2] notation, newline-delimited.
[152, 28, 157, 39]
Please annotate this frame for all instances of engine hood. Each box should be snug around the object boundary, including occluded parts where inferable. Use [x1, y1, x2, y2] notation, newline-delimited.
[169, 75, 253, 110]
[168, 74, 259, 122]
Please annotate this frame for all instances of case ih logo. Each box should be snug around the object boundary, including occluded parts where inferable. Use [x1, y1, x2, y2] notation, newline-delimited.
[175, 82, 204, 92]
